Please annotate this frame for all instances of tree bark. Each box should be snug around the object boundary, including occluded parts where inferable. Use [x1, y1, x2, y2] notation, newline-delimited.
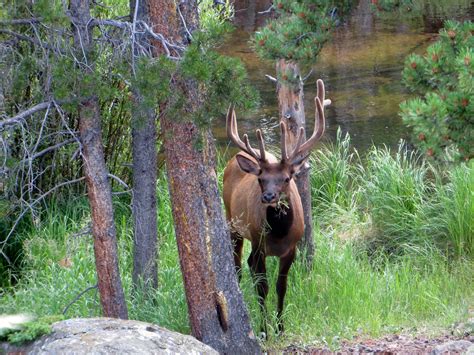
[276, 59, 315, 264]
[149, 0, 260, 352]
[70, 0, 128, 319]
[130, 0, 158, 291]
[162, 120, 259, 353]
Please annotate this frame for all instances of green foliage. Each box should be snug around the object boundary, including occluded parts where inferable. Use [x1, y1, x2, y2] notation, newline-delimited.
[253, 0, 352, 63]
[361, 145, 431, 256]
[0, 315, 63, 345]
[160, 36, 258, 127]
[199, 0, 234, 40]
[1, 140, 473, 349]
[426, 161, 474, 257]
[310, 132, 473, 259]
[400, 20, 473, 161]
[132, 57, 175, 110]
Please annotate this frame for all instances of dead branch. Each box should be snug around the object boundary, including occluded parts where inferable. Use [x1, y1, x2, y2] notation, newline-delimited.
[257, 5, 274, 15]
[0, 101, 52, 130]
[62, 283, 98, 315]
[265, 74, 277, 83]
[0, 29, 44, 47]
[0, 18, 42, 25]
[107, 173, 129, 189]
[92, 18, 184, 59]
[21, 138, 79, 163]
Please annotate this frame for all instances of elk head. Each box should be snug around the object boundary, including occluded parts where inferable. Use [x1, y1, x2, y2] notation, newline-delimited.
[226, 79, 328, 206]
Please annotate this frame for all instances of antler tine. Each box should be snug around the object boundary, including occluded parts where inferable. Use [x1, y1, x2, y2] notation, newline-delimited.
[294, 97, 325, 158]
[226, 105, 262, 161]
[243, 134, 260, 160]
[256, 129, 266, 162]
[280, 121, 289, 161]
[316, 79, 325, 104]
[317, 78, 332, 107]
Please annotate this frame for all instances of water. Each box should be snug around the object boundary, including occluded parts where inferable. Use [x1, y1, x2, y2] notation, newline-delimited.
[214, 0, 472, 154]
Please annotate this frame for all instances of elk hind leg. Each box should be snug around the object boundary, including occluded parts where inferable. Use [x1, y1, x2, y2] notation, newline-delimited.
[276, 249, 295, 334]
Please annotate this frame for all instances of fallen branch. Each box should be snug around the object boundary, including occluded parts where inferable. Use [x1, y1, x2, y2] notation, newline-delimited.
[62, 284, 98, 315]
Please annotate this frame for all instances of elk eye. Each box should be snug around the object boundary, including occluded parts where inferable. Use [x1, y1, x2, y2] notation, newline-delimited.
[285, 177, 290, 183]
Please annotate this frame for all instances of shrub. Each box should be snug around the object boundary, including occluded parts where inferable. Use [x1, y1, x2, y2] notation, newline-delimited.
[400, 20, 473, 162]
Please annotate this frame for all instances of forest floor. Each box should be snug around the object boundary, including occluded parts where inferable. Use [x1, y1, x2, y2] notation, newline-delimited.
[283, 333, 474, 354]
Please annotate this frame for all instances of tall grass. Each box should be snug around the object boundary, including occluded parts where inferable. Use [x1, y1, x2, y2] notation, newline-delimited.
[427, 163, 474, 257]
[361, 145, 433, 256]
[0, 136, 472, 349]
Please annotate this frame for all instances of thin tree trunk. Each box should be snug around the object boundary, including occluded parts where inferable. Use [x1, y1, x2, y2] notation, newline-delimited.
[70, 0, 128, 319]
[130, 0, 158, 291]
[150, 0, 260, 352]
[276, 59, 315, 264]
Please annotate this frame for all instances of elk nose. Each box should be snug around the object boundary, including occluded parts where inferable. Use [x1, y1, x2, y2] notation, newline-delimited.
[262, 192, 276, 203]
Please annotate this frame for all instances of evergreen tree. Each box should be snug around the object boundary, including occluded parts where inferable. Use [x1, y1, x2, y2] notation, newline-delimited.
[252, 0, 352, 262]
[400, 20, 473, 162]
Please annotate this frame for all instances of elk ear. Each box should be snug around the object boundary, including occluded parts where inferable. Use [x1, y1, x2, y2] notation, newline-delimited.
[290, 154, 310, 176]
[236, 154, 260, 176]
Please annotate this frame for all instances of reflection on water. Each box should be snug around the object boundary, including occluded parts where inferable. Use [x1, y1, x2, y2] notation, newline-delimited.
[214, 0, 472, 154]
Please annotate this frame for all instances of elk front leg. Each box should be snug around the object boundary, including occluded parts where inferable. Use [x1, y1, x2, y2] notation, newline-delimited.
[248, 246, 268, 335]
[231, 232, 244, 281]
[276, 248, 295, 334]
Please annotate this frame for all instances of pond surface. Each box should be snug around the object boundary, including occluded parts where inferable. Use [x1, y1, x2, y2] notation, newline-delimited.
[213, 0, 472, 154]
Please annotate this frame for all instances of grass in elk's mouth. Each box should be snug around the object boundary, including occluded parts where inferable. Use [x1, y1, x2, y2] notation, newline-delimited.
[0, 134, 472, 350]
[275, 193, 289, 212]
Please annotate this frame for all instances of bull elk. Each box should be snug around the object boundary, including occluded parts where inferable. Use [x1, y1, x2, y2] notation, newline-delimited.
[223, 79, 330, 334]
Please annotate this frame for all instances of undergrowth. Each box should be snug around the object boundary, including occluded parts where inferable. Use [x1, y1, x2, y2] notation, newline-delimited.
[0, 133, 472, 349]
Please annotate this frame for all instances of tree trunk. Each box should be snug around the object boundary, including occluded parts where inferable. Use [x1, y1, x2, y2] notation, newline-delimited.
[149, 0, 260, 352]
[70, 0, 128, 319]
[276, 59, 315, 264]
[130, 0, 158, 291]
[162, 120, 260, 353]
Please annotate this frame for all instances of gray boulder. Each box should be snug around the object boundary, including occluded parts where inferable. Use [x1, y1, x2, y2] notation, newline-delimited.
[2, 318, 218, 354]
[431, 339, 473, 355]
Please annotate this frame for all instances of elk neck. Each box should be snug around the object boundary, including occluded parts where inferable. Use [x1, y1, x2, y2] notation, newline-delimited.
[265, 201, 294, 239]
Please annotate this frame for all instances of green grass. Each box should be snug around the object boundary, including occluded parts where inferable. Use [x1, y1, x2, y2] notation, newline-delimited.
[0, 136, 473, 350]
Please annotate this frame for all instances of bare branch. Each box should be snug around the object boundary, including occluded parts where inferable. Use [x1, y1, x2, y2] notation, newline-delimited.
[91, 18, 184, 59]
[0, 101, 52, 130]
[265, 74, 277, 83]
[257, 5, 274, 15]
[108, 173, 129, 189]
[0, 18, 42, 26]
[62, 284, 98, 315]
[21, 138, 79, 163]
[0, 29, 43, 47]
[302, 69, 313, 82]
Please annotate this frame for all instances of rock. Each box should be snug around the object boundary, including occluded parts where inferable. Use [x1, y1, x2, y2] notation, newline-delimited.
[1, 318, 218, 354]
[431, 339, 473, 355]
[467, 344, 474, 355]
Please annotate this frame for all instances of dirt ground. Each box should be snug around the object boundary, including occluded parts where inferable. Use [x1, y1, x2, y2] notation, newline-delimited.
[283, 333, 474, 354]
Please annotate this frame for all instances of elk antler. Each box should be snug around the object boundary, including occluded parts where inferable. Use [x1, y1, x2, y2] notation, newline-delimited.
[282, 79, 330, 164]
[226, 105, 266, 162]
